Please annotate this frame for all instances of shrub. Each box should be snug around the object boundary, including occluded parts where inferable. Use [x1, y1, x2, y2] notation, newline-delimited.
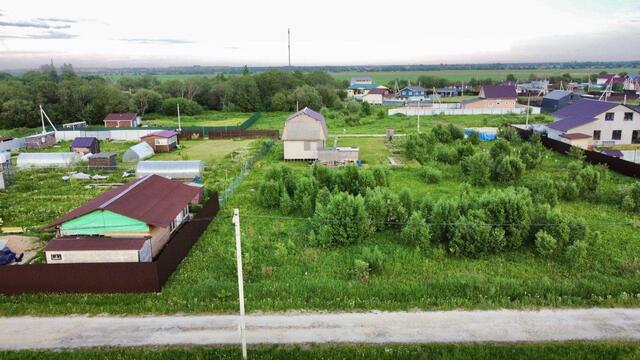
[401, 211, 430, 247]
[492, 155, 525, 182]
[565, 240, 588, 267]
[525, 177, 559, 207]
[622, 182, 640, 212]
[256, 180, 282, 208]
[567, 146, 586, 160]
[519, 142, 544, 169]
[499, 126, 521, 143]
[398, 188, 414, 216]
[312, 164, 334, 190]
[313, 192, 372, 247]
[534, 230, 557, 257]
[160, 97, 203, 116]
[280, 190, 294, 215]
[455, 142, 475, 159]
[353, 259, 370, 282]
[575, 165, 602, 194]
[419, 167, 442, 184]
[466, 130, 480, 145]
[479, 187, 532, 249]
[360, 101, 372, 116]
[376, 110, 385, 119]
[431, 124, 464, 143]
[364, 188, 387, 231]
[371, 166, 389, 187]
[434, 145, 460, 164]
[293, 176, 318, 217]
[461, 152, 491, 186]
[430, 198, 462, 243]
[316, 187, 331, 208]
[360, 246, 385, 274]
[449, 209, 506, 256]
[490, 139, 512, 159]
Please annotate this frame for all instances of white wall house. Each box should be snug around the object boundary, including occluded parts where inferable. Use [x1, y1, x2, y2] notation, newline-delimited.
[545, 99, 640, 149]
[282, 108, 329, 160]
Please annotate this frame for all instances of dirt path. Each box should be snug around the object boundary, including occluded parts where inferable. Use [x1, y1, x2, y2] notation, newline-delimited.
[1, 308, 639, 350]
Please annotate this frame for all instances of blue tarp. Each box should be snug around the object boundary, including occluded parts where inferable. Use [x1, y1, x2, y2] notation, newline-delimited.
[465, 128, 497, 141]
[0, 246, 22, 265]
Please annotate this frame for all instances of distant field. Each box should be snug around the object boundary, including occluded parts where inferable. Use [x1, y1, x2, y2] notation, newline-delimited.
[100, 67, 640, 83]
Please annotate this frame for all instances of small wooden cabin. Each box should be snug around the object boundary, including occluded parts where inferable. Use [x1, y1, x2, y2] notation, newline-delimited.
[70, 137, 100, 155]
[88, 153, 117, 170]
[141, 130, 178, 152]
[24, 132, 56, 149]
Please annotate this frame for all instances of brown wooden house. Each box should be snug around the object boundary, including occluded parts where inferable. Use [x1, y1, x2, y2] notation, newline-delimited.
[88, 153, 117, 170]
[25, 132, 56, 149]
[103, 113, 141, 128]
[70, 137, 100, 155]
[141, 130, 178, 152]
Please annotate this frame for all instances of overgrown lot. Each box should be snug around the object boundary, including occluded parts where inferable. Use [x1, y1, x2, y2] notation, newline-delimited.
[1, 120, 639, 315]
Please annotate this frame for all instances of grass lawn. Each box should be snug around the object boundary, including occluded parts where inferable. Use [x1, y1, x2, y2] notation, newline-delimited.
[142, 111, 254, 128]
[332, 136, 391, 165]
[3, 342, 640, 359]
[250, 111, 553, 135]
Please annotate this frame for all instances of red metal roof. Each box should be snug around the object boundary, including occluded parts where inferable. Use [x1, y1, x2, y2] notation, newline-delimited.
[46, 175, 200, 229]
[480, 85, 517, 99]
[141, 130, 178, 139]
[559, 133, 592, 140]
[366, 88, 389, 95]
[45, 236, 148, 251]
[104, 113, 138, 121]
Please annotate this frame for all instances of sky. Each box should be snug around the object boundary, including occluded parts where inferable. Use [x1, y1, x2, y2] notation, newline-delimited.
[0, 0, 639, 70]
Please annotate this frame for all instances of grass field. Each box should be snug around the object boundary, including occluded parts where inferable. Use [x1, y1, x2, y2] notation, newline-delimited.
[143, 111, 254, 128]
[3, 342, 640, 359]
[102, 67, 639, 84]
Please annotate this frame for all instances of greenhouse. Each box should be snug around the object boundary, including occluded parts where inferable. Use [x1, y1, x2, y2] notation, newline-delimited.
[16, 152, 80, 169]
[122, 142, 154, 162]
[136, 160, 204, 180]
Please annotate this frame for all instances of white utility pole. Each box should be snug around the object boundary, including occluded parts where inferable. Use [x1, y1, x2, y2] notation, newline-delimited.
[287, 28, 291, 71]
[177, 103, 182, 131]
[40, 105, 46, 134]
[232, 209, 247, 360]
[525, 95, 530, 127]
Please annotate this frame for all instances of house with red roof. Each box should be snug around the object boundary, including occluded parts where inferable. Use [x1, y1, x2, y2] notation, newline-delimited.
[103, 112, 141, 128]
[461, 85, 517, 109]
[46, 174, 201, 260]
[282, 108, 328, 160]
[140, 130, 178, 152]
[545, 99, 640, 148]
[362, 88, 391, 105]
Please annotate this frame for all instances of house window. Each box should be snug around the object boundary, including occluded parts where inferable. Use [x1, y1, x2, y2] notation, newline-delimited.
[593, 130, 601, 140]
[605, 112, 614, 121]
[632, 130, 640, 144]
[50, 253, 62, 261]
[624, 112, 634, 121]
[169, 220, 176, 232]
[612, 130, 622, 140]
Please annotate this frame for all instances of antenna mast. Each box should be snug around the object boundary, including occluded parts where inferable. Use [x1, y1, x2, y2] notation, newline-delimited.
[287, 28, 291, 71]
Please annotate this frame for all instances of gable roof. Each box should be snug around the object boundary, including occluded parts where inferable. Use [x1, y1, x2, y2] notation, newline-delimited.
[104, 113, 138, 121]
[141, 130, 178, 139]
[547, 99, 620, 132]
[544, 90, 574, 100]
[45, 236, 148, 252]
[47, 175, 200, 229]
[366, 88, 389, 95]
[283, 107, 329, 140]
[401, 86, 427, 92]
[71, 137, 98, 148]
[480, 85, 517, 99]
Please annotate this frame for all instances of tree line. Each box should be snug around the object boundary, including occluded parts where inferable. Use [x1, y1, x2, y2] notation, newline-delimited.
[0, 64, 347, 129]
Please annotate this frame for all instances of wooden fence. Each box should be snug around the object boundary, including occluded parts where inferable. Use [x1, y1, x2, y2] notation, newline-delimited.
[511, 126, 640, 179]
[0, 195, 220, 295]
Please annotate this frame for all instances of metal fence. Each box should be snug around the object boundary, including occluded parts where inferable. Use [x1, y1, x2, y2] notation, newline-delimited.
[218, 138, 276, 207]
[511, 126, 640, 180]
[389, 107, 541, 116]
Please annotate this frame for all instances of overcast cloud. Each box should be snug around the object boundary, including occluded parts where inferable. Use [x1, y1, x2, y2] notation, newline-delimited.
[0, 0, 638, 70]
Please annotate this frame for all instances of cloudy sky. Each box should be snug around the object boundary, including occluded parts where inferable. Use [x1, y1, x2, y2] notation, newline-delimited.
[0, 0, 639, 70]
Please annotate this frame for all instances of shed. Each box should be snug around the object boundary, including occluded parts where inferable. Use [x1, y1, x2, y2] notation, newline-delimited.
[62, 121, 87, 130]
[122, 142, 154, 162]
[541, 90, 580, 113]
[136, 160, 204, 181]
[16, 153, 80, 169]
[45, 236, 152, 264]
[24, 132, 56, 149]
[88, 153, 117, 170]
[70, 137, 100, 155]
[140, 130, 178, 152]
[103, 113, 140, 128]
[282, 108, 329, 160]
[318, 147, 359, 165]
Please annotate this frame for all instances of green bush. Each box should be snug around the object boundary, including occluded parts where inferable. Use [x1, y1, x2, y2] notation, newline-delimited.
[313, 192, 372, 247]
[360, 101, 372, 116]
[419, 167, 442, 184]
[360, 246, 385, 274]
[256, 180, 282, 208]
[479, 187, 532, 249]
[160, 97, 203, 116]
[398, 188, 414, 216]
[293, 176, 318, 217]
[492, 155, 525, 182]
[434, 145, 460, 164]
[534, 230, 557, 257]
[371, 166, 389, 187]
[455, 142, 475, 159]
[499, 127, 521, 143]
[490, 139, 512, 159]
[353, 259, 370, 282]
[449, 209, 506, 256]
[376, 110, 385, 119]
[364, 188, 387, 232]
[401, 211, 431, 247]
[430, 198, 462, 243]
[519, 142, 544, 169]
[525, 177, 559, 207]
[466, 130, 480, 145]
[622, 182, 640, 212]
[461, 152, 491, 186]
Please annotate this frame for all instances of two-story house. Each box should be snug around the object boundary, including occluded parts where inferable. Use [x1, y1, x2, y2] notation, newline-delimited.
[545, 99, 640, 149]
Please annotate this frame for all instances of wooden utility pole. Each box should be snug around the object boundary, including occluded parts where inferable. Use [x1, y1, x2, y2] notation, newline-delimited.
[232, 209, 247, 359]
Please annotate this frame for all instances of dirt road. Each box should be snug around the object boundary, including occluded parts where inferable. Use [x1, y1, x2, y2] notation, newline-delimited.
[1, 308, 639, 350]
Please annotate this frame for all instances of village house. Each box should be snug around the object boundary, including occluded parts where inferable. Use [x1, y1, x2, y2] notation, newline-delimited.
[362, 88, 391, 105]
[545, 99, 640, 148]
[398, 85, 428, 100]
[103, 113, 141, 128]
[282, 107, 328, 160]
[45, 174, 201, 261]
[24, 132, 56, 149]
[460, 85, 517, 109]
[541, 90, 580, 113]
[596, 74, 625, 86]
[70, 137, 100, 155]
[88, 153, 117, 170]
[140, 130, 178, 152]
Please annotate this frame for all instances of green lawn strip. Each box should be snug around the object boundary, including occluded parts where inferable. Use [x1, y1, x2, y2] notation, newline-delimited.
[142, 111, 254, 128]
[3, 342, 640, 360]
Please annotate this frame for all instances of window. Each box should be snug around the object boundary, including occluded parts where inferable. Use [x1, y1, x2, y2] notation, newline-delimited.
[605, 112, 614, 121]
[632, 130, 640, 144]
[593, 130, 601, 140]
[612, 130, 622, 140]
[50, 253, 62, 261]
[169, 220, 176, 232]
[624, 112, 634, 121]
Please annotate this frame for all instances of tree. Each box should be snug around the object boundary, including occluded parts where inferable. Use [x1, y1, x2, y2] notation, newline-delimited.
[223, 76, 261, 111]
[492, 155, 525, 182]
[402, 212, 431, 247]
[360, 101, 371, 116]
[461, 152, 492, 186]
[506, 74, 517, 82]
[242, 65, 250, 76]
[313, 192, 372, 247]
[270, 92, 290, 111]
[291, 85, 322, 110]
[160, 97, 203, 116]
[132, 89, 163, 115]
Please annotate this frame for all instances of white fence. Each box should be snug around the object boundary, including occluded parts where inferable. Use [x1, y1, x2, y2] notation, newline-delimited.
[54, 128, 164, 141]
[0, 138, 25, 153]
[388, 106, 541, 116]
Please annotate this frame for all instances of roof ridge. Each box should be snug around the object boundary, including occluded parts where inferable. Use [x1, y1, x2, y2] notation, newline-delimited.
[99, 175, 151, 209]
